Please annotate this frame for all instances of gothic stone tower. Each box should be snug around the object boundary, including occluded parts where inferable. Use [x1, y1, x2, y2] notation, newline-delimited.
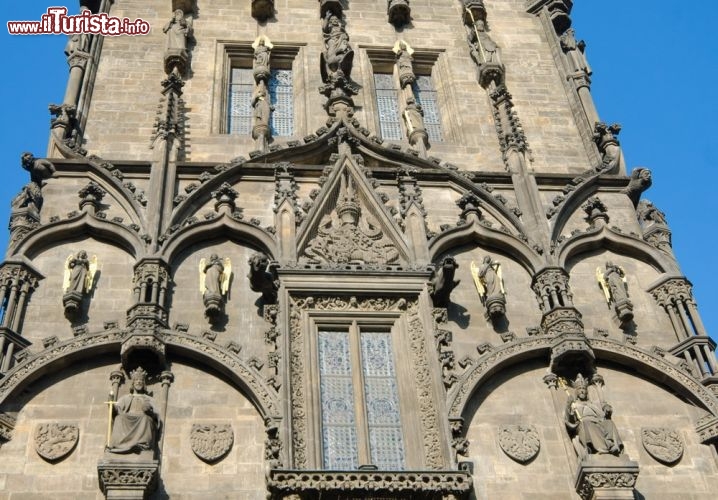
[1, 0, 717, 499]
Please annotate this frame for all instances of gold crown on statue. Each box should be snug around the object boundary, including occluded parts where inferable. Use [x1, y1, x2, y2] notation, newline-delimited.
[129, 367, 148, 383]
[573, 373, 588, 389]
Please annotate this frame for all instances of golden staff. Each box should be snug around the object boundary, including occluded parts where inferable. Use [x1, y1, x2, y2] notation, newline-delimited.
[104, 391, 116, 447]
[465, 8, 485, 61]
[558, 377, 581, 422]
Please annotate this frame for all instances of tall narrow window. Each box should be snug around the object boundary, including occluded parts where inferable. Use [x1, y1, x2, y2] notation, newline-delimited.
[412, 75, 443, 143]
[269, 69, 294, 137]
[374, 73, 403, 141]
[318, 327, 406, 470]
[227, 67, 254, 135]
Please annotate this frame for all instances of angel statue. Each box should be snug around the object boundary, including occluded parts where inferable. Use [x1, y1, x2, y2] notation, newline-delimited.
[62, 251, 98, 319]
[199, 254, 232, 320]
[596, 262, 633, 324]
[471, 256, 506, 319]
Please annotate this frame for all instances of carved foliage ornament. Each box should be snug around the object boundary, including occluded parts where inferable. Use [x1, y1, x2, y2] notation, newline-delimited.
[34, 423, 79, 461]
[190, 423, 234, 462]
[641, 427, 683, 464]
[497, 425, 540, 463]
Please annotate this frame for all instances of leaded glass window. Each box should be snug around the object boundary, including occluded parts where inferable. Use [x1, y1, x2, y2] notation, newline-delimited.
[269, 69, 294, 137]
[412, 75, 444, 143]
[227, 67, 253, 135]
[374, 73, 403, 141]
[318, 327, 406, 470]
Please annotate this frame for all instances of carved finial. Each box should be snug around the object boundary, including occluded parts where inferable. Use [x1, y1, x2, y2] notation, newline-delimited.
[78, 181, 106, 213]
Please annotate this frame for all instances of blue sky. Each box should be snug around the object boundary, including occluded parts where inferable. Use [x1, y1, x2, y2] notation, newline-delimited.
[1, 2, 715, 338]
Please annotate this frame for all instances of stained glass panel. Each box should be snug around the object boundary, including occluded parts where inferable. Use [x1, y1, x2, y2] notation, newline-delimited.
[360, 331, 405, 470]
[227, 67, 253, 135]
[318, 331, 359, 469]
[269, 69, 294, 137]
[374, 73, 403, 141]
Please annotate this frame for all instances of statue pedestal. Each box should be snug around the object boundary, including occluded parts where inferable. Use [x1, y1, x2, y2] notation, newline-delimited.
[574, 455, 639, 500]
[98, 457, 159, 500]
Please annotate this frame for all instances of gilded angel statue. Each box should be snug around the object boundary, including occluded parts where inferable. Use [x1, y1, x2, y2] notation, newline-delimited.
[596, 262, 633, 323]
[471, 256, 506, 319]
[199, 254, 232, 319]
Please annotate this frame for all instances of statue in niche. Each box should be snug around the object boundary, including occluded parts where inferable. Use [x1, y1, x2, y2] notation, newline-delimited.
[302, 173, 399, 265]
[248, 252, 278, 303]
[62, 251, 98, 320]
[466, 18, 500, 66]
[163, 9, 192, 52]
[471, 256, 506, 319]
[559, 28, 591, 76]
[199, 254, 232, 319]
[63, 251, 98, 294]
[107, 367, 160, 454]
[429, 257, 460, 307]
[564, 374, 623, 458]
[596, 262, 633, 324]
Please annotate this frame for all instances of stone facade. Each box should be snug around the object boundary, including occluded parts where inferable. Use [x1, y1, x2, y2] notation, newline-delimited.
[0, 0, 716, 499]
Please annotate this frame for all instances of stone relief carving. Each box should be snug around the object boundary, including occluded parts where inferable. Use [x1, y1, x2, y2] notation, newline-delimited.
[429, 257, 460, 307]
[641, 427, 683, 464]
[248, 252, 278, 303]
[471, 256, 507, 320]
[107, 367, 161, 455]
[596, 262, 634, 324]
[62, 251, 98, 319]
[497, 425, 540, 463]
[190, 423, 234, 463]
[34, 423, 79, 461]
[563, 374, 623, 458]
[199, 254, 232, 320]
[302, 172, 399, 265]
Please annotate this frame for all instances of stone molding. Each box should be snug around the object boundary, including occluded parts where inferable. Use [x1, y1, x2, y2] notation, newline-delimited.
[574, 457, 639, 500]
[97, 460, 159, 499]
[266, 469, 472, 499]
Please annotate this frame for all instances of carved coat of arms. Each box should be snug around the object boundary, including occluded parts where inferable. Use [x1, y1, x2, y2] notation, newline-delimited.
[641, 427, 683, 464]
[190, 423, 234, 462]
[34, 423, 79, 461]
[498, 425, 540, 463]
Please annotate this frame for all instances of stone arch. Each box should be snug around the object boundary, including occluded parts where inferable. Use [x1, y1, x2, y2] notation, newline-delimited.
[429, 219, 542, 276]
[556, 226, 678, 274]
[9, 212, 146, 260]
[0, 329, 280, 420]
[448, 337, 718, 421]
[161, 213, 278, 263]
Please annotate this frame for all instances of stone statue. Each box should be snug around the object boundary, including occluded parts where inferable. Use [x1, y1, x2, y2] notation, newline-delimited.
[622, 167, 652, 207]
[403, 98, 427, 146]
[565, 375, 623, 457]
[636, 199, 667, 227]
[199, 254, 232, 319]
[108, 367, 160, 454]
[163, 9, 192, 52]
[471, 256, 506, 319]
[466, 19, 500, 65]
[394, 41, 415, 87]
[593, 122, 622, 174]
[252, 85, 273, 132]
[560, 28, 591, 75]
[319, 9, 359, 98]
[429, 257, 460, 307]
[10, 182, 43, 213]
[253, 38, 271, 74]
[596, 262, 633, 323]
[63, 251, 98, 294]
[248, 252, 278, 303]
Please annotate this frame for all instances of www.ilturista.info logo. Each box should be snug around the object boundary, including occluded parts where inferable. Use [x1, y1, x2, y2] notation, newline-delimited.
[7, 7, 150, 36]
